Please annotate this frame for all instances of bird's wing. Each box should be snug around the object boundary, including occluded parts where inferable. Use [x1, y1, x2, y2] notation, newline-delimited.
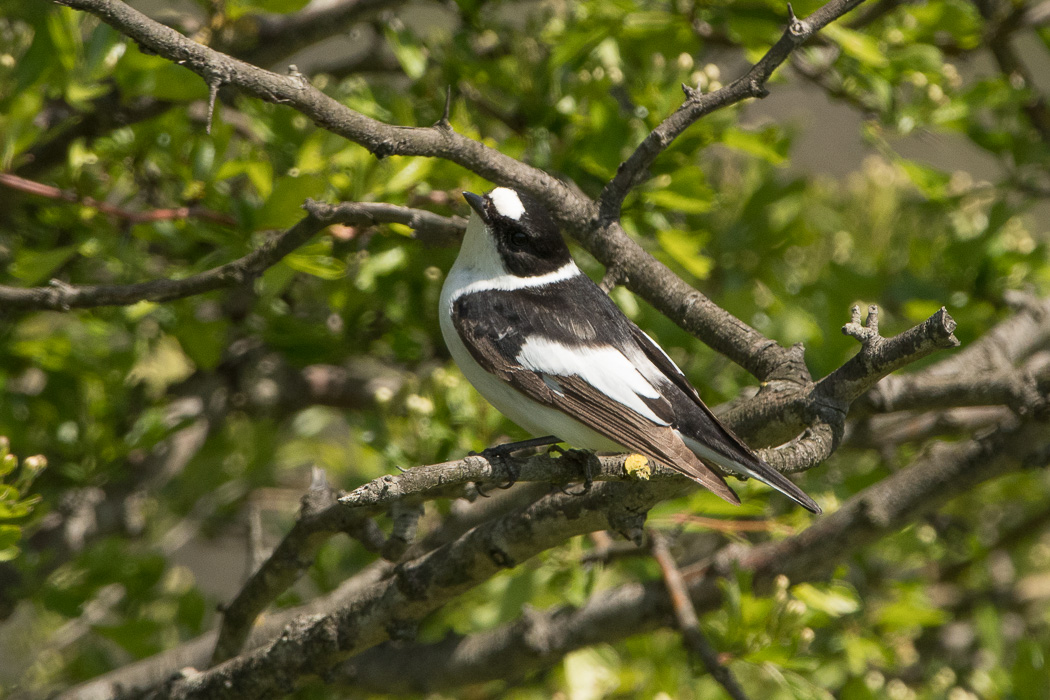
[450, 281, 739, 505]
[628, 324, 821, 514]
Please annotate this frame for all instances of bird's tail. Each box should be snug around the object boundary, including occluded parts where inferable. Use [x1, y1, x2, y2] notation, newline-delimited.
[681, 435, 822, 514]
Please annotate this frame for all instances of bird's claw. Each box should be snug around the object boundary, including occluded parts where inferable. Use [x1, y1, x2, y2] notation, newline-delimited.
[471, 437, 553, 495]
[551, 447, 596, 496]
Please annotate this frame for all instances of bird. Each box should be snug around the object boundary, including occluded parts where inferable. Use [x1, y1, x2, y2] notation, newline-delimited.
[438, 186, 820, 514]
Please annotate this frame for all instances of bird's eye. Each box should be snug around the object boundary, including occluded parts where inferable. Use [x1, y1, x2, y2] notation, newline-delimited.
[510, 231, 528, 249]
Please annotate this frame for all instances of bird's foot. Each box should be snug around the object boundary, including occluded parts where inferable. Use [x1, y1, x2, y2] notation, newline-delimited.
[470, 436, 559, 497]
[548, 445, 596, 496]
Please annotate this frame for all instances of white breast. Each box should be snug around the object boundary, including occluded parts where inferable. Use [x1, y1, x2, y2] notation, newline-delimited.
[438, 216, 619, 450]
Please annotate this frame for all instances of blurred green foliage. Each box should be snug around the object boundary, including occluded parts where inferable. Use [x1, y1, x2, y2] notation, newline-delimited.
[2, 0, 1050, 697]
[0, 437, 47, 563]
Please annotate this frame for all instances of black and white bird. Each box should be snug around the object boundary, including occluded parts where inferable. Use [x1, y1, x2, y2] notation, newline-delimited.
[439, 186, 820, 514]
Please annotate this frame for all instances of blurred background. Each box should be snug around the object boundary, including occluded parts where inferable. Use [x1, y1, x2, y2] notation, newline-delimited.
[2, 0, 1050, 697]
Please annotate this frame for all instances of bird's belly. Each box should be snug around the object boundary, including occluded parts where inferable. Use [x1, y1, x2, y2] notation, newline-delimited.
[438, 302, 621, 452]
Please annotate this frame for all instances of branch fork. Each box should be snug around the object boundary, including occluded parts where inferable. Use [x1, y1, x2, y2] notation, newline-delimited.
[842, 303, 882, 349]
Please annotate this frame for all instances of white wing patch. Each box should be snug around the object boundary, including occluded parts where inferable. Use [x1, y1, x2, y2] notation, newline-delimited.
[515, 337, 669, 425]
[490, 187, 525, 220]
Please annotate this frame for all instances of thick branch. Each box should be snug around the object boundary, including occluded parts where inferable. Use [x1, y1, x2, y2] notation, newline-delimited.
[130, 478, 684, 698]
[336, 416, 1050, 693]
[209, 473, 384, 666]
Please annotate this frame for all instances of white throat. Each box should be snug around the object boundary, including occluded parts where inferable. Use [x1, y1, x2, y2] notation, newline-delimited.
[441, 212, 581, 305]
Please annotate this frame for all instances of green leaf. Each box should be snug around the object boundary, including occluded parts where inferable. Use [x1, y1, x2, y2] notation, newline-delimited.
[1013, 639, 1050, 700]
[823, 24, 889, 68]
[384, 27, 427, 80]
[722, 127, 788, 164]
[383, 158, 434, 196]
[898, 159, 950, 199]
[656, 229, 714, 279]
[9, 245, 78, 285]
[239, 0, 310, 14]
[648, 190, 712, 214]
[256, 174, 326, 230]
[0, 454, 17, 479]
[0, 525, 22, 550]
[285, 246, 347, 280]
[793, 582, 860, 617]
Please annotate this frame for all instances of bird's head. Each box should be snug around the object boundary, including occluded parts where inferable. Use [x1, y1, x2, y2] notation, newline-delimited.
[460, 187, 571, 277]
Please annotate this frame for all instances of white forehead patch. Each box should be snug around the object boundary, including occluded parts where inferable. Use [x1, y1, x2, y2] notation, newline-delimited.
[489, 187, 525, 220]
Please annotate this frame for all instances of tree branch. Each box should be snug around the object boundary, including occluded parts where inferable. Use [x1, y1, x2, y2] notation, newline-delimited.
[200, 299, 966, 664]
[859, 354, 1050, 416]
[123, 478, 685, 698]
[0, 198, 463, 311]
[819, 304, 960, 405]
[55, 0, 866, 385]
[0, 172, 237, 227]
[335, 415, 1050, 694]
[209, 470, 384, 666]
[650, 529, 751, 700]
[55, 0, 579, 216]
[0, 209, 321, 310]
[597, 0, 869, 223]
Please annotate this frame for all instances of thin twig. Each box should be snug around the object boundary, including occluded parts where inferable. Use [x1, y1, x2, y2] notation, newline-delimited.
[0, 198, 465, 311]
[0, 207, 324, 310]
[650, 530, 752, 700]
[0, 172, 237, 226]
[597, 0, 869, 224]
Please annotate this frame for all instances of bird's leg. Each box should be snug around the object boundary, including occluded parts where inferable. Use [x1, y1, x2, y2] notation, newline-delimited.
[548, 444, 596, 496]
[471, 436, 561, 496]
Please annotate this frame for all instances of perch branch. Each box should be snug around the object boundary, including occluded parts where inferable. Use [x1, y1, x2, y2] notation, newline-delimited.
[335, 415, 1050, 694]
[123, 478, 686, 698]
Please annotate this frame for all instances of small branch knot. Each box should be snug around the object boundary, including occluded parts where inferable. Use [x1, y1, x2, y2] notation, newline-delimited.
[787, 3, 809, 37]
[842, 304, 882, 348]
[287, 64, 309, 90]
[433, 86, 454, 130]
[749, 77, 770, 98]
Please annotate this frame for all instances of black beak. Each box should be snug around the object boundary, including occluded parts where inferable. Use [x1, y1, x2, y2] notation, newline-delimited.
[462, 191, 490, 223]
